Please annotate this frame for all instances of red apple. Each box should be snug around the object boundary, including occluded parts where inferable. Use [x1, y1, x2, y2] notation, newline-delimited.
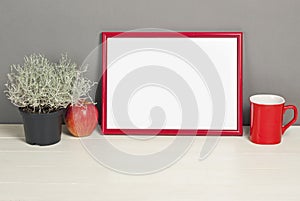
[65, 101, 98, 137]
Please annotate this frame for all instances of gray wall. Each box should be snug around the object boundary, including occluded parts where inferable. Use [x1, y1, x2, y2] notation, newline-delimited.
[0, 0, 299, 125]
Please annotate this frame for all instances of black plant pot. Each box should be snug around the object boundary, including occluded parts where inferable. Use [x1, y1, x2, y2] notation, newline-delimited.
[19, 108, 65, 146]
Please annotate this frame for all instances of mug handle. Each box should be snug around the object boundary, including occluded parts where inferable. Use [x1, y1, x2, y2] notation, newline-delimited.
[282, 105, 298, 134]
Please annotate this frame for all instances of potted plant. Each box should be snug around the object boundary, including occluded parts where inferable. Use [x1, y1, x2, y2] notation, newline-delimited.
[5, 53, 96, 145]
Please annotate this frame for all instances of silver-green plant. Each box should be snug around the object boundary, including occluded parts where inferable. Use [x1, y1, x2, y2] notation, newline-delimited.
[5, 53, 96, 114]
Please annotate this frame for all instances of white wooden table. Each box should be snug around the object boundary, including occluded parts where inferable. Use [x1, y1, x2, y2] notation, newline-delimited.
[0, 124, 299, 201]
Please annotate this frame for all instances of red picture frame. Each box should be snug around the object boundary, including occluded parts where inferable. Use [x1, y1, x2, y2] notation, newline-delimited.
[102, 32, 243, 136]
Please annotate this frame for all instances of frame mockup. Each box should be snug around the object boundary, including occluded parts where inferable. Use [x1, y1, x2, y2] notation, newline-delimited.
[102, 32, 243, 136]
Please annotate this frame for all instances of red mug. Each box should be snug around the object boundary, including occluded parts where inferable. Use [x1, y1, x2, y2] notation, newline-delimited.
[250, 94, 298, 144]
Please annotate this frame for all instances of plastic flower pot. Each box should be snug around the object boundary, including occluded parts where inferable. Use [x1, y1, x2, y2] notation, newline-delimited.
[19, 108, 64, 146]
